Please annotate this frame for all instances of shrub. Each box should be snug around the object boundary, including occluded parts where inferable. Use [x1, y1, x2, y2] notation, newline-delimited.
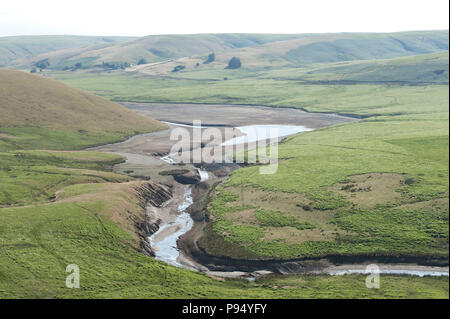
[137, 58, 147, 65]
[35, 59, 50, 71]
[203, 53, 215, 64]
[172, 65, 186, 72]
[225, 57, 241, 69]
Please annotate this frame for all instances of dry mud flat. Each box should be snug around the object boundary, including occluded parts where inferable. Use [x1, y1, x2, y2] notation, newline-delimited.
[120, 102, 357, 127]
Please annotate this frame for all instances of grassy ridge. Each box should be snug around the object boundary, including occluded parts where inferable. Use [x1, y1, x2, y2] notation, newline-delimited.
[0, 35, 135, 67]
[7, 31, 448, 70]
[0, 69, 167, 150]
[10, 34, 302, 69]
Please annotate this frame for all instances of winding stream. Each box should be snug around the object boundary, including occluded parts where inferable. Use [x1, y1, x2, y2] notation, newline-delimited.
[148, 169, 209, 267]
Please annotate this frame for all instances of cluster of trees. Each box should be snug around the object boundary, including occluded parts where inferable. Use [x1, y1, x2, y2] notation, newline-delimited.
[34, 59, 50, 71]
[202, 53, 242, 69]
[137, 58, 148, 65]
[203, 53, 215, 64]
[29, 53, 242, 74]
[170, 55, 242, 74]
[62, 62, 83, 71]
[98, 61, 131, 70]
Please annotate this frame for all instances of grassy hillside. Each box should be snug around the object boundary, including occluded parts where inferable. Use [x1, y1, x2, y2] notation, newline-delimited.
[47, 52, 449, 105]
[0, 150, 447, 298]
[0, 35, 448, 298]
[0, 35, 134, 67]
[202, 109, 449, 259]
[11, 34, 302, 70]
[276, 51, 449, 84]
[47, 61, 449, 262]
[1, 174, 447, 298]
[8, 31, 448, 71]
[0, 69, 166, 150]
[281, 31, 448, 64]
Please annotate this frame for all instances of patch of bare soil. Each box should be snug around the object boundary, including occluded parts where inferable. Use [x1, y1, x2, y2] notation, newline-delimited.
[0, 133, 18, 139]
[330, 173, 406, 209]
[223, 186, 343, 242]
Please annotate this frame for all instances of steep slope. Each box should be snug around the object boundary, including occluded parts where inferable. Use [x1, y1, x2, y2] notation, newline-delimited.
[0, 35, 135, 67]
[0, 69, 166, 150]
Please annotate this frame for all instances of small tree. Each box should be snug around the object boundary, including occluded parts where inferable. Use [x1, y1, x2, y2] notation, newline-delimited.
[30, 68, 37, 73]
[172, 65, 186, 72]
[74, 62, 82, 69]
[203, 53, 215, 64]
[225, 57, 241, 69]
[137, 58, 147, 65]
[35, 59, 50, 71]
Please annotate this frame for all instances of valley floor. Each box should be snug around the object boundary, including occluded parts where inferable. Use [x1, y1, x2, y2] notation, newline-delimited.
[1, 71, 448, 298]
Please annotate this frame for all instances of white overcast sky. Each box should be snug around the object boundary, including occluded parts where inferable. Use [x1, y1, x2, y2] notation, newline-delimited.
[0, 0, 448, 37]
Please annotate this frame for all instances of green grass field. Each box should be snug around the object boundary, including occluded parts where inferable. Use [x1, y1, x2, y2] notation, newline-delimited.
[1, 177, 448, 298]
[44, 54, 449, 262]
[2, 139, 446, 299]
[1, 43, 448, 298]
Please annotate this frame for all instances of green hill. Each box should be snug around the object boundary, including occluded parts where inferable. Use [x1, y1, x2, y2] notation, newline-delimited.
[301, 51, 449, 83]
[9, 34, 302, 70]
[0, 35, 134, 67]
[282, 31, 449, 65]
[8, 31, 448, 71]
[0, 69, 166, 150]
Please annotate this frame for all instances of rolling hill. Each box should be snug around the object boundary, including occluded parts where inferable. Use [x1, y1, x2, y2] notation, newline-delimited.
[6, 31, 448, 71]
[8, 34, 302, 70]
[0, 35, 135, 67]
[0, 68, 166, 150]
[259, 51, 450, 84]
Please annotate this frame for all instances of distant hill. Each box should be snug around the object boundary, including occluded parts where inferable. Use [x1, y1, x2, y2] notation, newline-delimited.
[8, 31, 447, 71]
[302, 51, 449, 84]
[281, 31, 449, 64]
[8, 34, 302, 70]
[0, 35, 135, 67]
[0, 69, 166, 150]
